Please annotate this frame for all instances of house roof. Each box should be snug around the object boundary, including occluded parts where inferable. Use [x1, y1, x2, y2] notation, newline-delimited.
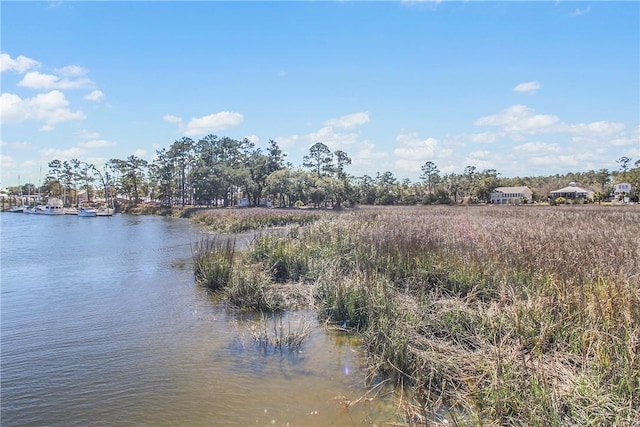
[550, 185, 591, 194]
[492, 186, 531, 193]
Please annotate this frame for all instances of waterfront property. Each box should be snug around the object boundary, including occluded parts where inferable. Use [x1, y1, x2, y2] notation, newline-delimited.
[490, 186, 533, 204]
[614, 182, 633, 202]
[550, 181, 594, 201]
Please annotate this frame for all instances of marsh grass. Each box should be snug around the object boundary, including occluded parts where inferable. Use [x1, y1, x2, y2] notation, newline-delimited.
[249, 313, 312, 352]
[192, 205, 640, 425]
[192, 208, 321, 233]
[192, 236, 235, 290]
[225, 267, 287, 312]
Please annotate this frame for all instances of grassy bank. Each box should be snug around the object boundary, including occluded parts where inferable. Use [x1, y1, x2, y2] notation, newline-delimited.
[193, 205, 640, 425]
[191, 207, 322, 233]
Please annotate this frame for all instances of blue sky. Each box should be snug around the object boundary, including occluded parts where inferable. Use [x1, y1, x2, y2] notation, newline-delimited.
[1, 1, 639, 187]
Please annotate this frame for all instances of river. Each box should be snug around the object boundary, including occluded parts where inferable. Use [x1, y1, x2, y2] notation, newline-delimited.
[0, 212, 398, 426]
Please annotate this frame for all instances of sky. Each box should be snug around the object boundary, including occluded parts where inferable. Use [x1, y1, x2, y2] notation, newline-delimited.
[1, 1, 639, 188]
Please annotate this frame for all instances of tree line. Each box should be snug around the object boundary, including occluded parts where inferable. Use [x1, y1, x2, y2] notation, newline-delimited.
[6, 136, 640, 207]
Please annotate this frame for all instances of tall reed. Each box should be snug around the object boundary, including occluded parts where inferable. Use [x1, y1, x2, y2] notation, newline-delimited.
[256, 205, 640, 425]
[192, 236, 236, 290]
[192, 208, 321, 233]
[192, 204, 640, 425]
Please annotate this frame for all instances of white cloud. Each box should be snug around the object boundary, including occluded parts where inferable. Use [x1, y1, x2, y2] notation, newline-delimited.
[0, 90, 85, 129]
[324, 112, 370, 129]
[56, 65, 88, 77]
[308, 126, 360, 150]
[469, 150, 490, 158]
[182, 112, 244, 136]
[475, 104, 560, 134]
[394, 158, 424, 172]
[245, 134, 260, 145]
[475, 105, 631, 157]
[563, 120, 625, 136]
[461, 150, 494, 170]
[393, 132, 438, 160]
[0, 154, 17, 169]
[85, 90, 104, 101]
[163, 114, 183, 124]
[133, 149, 148, 158]
[353, 141, 388, 162]
[77, 139, 117, 148]
[610, 136, 639, 146]
[76, 130, 100, 139]
[469, 131, 500, 144]
[513, 81, 541, 93]
[275, 112, 370, 153]
[1, 53, 40, 73]
[571, 7, 590, 17]
[18, 71, 93, 90]
[40, 147, 88, 160]
[513, 142, 562, 153]
[274, 134, 301, 149]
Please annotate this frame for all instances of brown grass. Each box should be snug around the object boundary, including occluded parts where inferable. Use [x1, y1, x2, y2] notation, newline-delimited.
[193, 204, 640, 425]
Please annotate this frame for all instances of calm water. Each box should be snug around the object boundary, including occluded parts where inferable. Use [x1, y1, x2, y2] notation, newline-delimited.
[1, 213, 398, 426]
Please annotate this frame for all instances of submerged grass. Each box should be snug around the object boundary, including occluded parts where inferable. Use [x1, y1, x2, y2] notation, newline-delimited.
[192, 205, 640, 425]
[249, 313, 312, 353]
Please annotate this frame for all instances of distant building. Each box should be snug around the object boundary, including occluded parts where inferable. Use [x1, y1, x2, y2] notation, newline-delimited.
[614, 182, 633, 203]
[238, 197, 272, 208]
[550, 182, 594, 201]
[490, 186, 533, 204]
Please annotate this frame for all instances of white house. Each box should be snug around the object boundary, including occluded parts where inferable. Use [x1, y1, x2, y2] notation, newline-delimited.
[614, 182, 633, 203]
[490, 186, 533, 204]
[550, 182, 594, 201]
[238, 197, 272, 208]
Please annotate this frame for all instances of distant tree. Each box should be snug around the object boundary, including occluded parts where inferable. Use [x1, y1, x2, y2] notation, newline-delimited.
[246, 149, 271, 206]
[420, 161, 440, 196]
[46, 160, 64, 197]
[443, 173, 463, 204]
[303, 142, 333, 177]
[617, 156, 632, 179]
[266, 139, 286, 172]
[333, 150, 352, 179]
[375, 171, 399, 205]
[167, 137, 196, 206]
[476, 169, 500, 202]
[353, 175, 377, 205]
[90, 162, 115, 207]
[265, 169, 291, 207]
[595, 168, 611, 195]
[463, 166, 477, 201]
[111, 155, 148, 203]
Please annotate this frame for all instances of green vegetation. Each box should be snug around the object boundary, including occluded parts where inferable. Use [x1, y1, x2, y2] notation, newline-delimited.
[192, 205, 640, 425]
[191, 208, 321, 233]
[5, 137, 638, 211]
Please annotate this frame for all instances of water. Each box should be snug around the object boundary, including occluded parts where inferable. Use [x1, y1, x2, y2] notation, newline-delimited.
[1, 213, 398, 426]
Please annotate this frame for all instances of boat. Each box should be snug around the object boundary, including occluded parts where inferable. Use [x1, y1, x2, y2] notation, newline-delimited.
[23, 204, 43, 214]
[95, 207, 114, 217]
[43, 198, 65, 215]
[9, 176, 27, 212]
[78, 207, 97, 217]
[65, 207, 78, 215]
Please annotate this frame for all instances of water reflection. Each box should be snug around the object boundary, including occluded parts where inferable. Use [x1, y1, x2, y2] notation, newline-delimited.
[1, 213, 400, 426]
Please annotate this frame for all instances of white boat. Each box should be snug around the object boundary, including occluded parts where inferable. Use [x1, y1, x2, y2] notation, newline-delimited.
[96, 207, 115, 217]
[43, 198, 65, 215]
[23, 205, 43, 214]
[78, 207, 98, 217]
[65, 207, 78, 215]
